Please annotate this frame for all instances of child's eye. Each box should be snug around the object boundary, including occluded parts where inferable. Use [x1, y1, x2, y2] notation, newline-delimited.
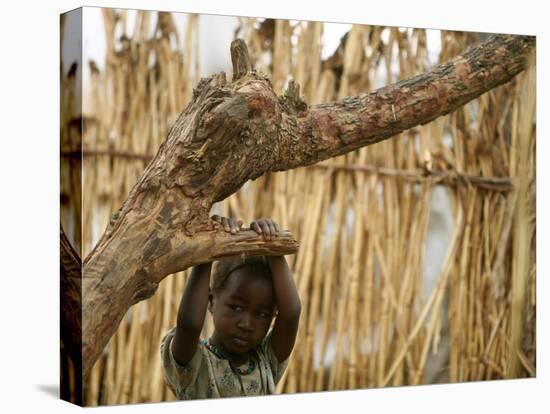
[259, 312, 271, 318]
[229, 305, 242, 312]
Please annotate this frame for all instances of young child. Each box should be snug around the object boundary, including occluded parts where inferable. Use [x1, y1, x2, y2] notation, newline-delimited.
[160, 216, 301, 399]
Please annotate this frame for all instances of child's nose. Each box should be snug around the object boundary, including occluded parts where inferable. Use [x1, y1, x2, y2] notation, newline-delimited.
[237, 314, 253, 332]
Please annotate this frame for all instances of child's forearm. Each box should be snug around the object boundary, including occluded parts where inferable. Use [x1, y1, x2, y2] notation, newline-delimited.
[265, 255, 301, 362]
[176, 262, 212, 330]
[171, 262, 212, 365]
[267, 256, 301, 318]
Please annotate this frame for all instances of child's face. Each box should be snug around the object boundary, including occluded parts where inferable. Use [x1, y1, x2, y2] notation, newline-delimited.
[209, 267, 275, 357]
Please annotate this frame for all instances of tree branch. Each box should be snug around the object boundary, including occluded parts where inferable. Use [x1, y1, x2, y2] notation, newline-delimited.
[275, 34, 535, 170]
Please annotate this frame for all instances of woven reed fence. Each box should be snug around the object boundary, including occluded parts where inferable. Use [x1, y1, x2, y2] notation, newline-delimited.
[60, 11, 536, 405]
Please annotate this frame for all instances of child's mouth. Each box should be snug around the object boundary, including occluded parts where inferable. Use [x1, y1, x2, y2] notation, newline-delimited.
[232, 337, 250, 347]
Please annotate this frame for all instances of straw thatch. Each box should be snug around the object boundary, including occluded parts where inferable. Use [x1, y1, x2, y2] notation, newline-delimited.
[60, 11, 536, 405]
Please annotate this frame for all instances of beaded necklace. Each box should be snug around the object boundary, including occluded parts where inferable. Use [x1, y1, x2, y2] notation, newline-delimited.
[201, 338, 257, 375]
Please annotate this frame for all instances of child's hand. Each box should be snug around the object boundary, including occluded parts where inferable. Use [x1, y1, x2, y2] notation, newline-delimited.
[211, 215, 243, 234]
[250, 218, 279, 241]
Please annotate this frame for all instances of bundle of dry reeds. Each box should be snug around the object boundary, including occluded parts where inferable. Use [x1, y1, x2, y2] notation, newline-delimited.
[60, 11, 535, 406]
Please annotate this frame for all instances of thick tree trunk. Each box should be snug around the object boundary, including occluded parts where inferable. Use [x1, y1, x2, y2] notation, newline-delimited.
[76, 34, 534, 379]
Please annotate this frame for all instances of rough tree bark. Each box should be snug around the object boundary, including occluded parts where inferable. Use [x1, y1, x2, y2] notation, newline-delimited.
[73, 34, 534, 379]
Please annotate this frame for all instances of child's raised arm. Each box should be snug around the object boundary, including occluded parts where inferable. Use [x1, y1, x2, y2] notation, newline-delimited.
[170, 262, 212, 365]
[251, 219, 302, 363]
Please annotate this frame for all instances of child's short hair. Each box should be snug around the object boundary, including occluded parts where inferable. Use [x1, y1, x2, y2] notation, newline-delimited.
[210, 256, 271, 292]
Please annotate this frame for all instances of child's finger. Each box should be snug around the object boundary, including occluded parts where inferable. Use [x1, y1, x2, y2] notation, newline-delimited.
[251, 221, 262, 234]
[267, 220, 277, 238]
[230, 218, 239, 234]
[263, 220, 272, 240]
[231, 219, 243, 234]
[260, 220, 271, 240]
[211, 215, 221, 229]
[221, 217, 231, 232]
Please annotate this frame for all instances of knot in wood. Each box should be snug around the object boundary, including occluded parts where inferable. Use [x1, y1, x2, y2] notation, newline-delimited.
[231, 39, 251, 81]
[279, 79, 308, 114]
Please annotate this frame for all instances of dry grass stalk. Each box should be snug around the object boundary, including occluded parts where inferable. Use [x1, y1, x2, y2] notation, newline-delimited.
[508, 61, 535, 378]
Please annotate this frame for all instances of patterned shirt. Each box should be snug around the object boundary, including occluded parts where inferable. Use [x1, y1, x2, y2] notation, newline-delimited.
[160, 327, 288, 399]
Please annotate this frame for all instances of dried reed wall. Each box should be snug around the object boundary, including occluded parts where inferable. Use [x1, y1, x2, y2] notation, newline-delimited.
[59, 11, 536, 405]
